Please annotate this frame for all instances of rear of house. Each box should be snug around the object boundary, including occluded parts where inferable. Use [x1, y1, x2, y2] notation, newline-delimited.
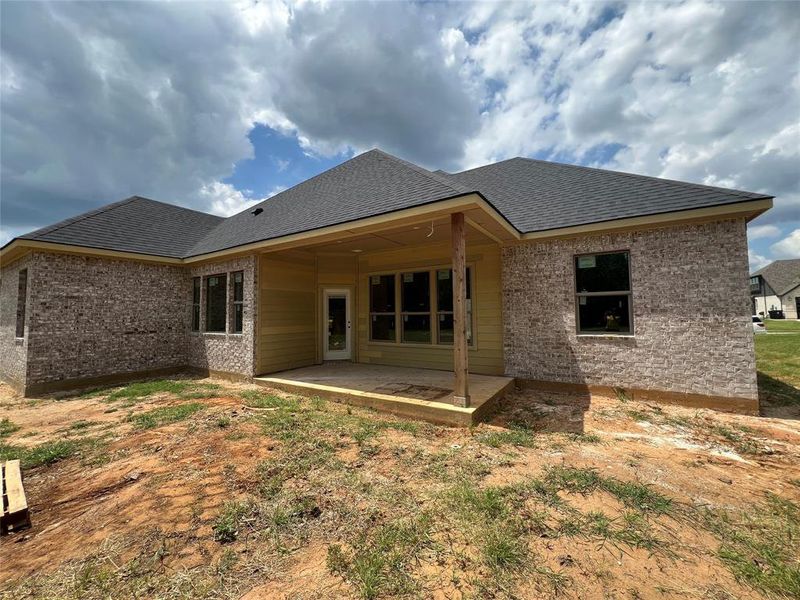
[0, 150, 772, 417]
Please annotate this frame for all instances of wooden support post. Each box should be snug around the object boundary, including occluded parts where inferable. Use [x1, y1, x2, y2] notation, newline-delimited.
[451, 212, 470, 407]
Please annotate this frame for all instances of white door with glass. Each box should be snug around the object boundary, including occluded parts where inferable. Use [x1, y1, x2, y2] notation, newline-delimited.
[323, 289, 351, 360]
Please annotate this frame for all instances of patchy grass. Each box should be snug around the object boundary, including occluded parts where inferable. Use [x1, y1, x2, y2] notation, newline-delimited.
[81, 379, 222, 403]
[0, 439, 78, 469]
[68, 420, 99, 431]
[126, 402, 205, 430]
[240, 389, 300, 410]
[476, 422, 537, 448]
[545, 466, 673, 515]
[0, 417, 20, 438]
[327, 514, 433, 599]
[701, 493, 800, 598]
[213, 500, 249, 543]
[3, 372, 799, 600]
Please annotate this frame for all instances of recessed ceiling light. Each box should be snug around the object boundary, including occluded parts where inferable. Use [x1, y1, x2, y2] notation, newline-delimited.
[351, 249, 363, 253]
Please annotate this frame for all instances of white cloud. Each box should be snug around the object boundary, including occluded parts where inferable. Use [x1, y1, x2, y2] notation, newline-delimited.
[749, 250, 771, 272]
[747, 224, 781, 241]
[1, 0, 478, 231]
[454, 1, 800, 231]
[1, 0, 798, 249]
[201, 182, 287, 218]
[770, 229, 800, 259]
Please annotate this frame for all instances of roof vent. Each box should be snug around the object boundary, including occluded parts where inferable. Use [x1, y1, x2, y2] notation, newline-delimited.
[251, 207, 263, 216]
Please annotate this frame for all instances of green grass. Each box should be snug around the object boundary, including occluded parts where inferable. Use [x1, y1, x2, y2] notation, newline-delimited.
[701, 493, 800, 598]
[755, 335, 800, 390]
[68, 420, 99, 431]
[240, 390, 300, 410]
[80, 379, 221, 403]
[476, 423, 537, 448]
[126, 402, 205, 430]
[0, 439, 78, 469]
[481, 526, 528, 572]
[326, 514, 433, 599]
[764, 319, 800, 332]
[545, 466, 673, 515]
[0, 417, 20, 438]
[213, 500, 249, 543]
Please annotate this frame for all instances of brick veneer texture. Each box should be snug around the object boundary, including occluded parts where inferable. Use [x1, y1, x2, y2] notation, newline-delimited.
[0, 253, 33, 390]
[187, 255, 258, 377]
[0, 252, 258, 392]
[501, 218, 758, 400]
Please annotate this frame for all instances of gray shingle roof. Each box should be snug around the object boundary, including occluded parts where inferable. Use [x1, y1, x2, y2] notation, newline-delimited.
[5, 149, 773, 260]
[752, 259, 800, 296]
[441, 157, 771, 233]
[17, 196, 223, 258]
[185, 149, 472, 256]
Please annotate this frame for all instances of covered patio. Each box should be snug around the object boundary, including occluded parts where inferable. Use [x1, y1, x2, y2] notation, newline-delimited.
[255, 363, 515, 426]
[253, 196, 519, 424]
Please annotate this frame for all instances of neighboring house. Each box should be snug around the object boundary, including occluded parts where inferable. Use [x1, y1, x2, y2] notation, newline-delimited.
[0, 149, 773, 416]
[750, 259, 800, 319]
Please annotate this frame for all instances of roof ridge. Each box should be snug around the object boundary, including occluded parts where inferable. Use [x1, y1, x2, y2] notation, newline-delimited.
[222, 150, 378, 220]
[21, 196, 140, 240]
[129, 195, 222, 219]
[511, 157, 771, 200]
[369, 149, 473, 195]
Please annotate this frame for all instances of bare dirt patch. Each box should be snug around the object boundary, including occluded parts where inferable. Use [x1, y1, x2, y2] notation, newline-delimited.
[1, 376, 798, 599]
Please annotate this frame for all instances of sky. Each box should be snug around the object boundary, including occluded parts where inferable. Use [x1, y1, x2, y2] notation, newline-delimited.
[1, 0, 798, 270]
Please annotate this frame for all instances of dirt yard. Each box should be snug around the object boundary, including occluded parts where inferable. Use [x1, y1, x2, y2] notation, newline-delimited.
[1, 373, 798, 599]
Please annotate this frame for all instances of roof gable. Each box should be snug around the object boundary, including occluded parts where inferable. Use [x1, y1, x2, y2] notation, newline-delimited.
[752, 259, 800, 296]
[442, 157, 770, 233]
[2, 149, 773, 261]
[18, 196, 223, 259]
[186, 149, 473, 256]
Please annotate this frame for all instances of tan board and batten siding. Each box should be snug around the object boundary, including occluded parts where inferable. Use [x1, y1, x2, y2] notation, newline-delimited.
[357, 242, 504, 376]
[257, 252, 317, 373]
[257, 241, 504, 376]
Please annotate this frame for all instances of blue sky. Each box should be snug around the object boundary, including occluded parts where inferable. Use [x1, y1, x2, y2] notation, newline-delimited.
[1, 1, 798, 267]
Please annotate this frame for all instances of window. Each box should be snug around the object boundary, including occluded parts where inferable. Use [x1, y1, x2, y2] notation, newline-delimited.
[232, 271, 244, 333]
[369, 267, 474, 345]
[205, 274, 227, 332]
[15, 269, 27, 338]
[401, 271, 431, 343]
[436, 268, 472, 345]
[191, 277, 201, 332]
[369, 274, 396, 341]
[749, 276, 761, 293]
[575, 251, 632, 334]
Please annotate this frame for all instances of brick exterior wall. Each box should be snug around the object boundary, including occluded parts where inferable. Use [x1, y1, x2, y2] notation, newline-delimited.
[187, 255, 258, 377]
[0, 251, 259, 394]
[0, 254, 33, 391]
[501, 219, 758, 401]
[24, 253, 188, 387]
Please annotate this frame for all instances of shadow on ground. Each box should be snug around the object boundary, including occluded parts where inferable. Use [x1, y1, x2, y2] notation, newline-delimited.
[758, 372, 800, 420]
[487, 387, 591, 434]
